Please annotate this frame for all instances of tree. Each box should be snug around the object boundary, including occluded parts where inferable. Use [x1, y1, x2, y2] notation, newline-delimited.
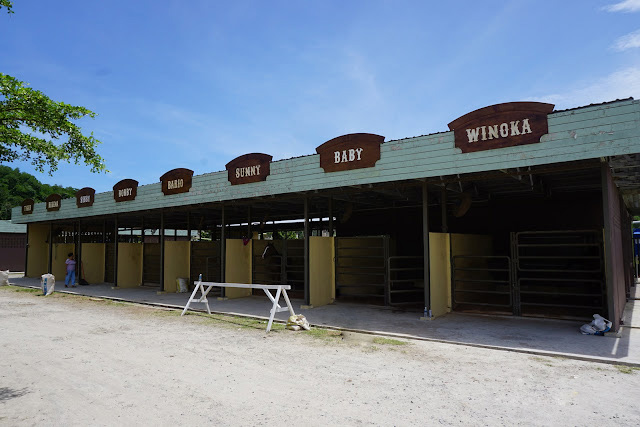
[0, 165, 77, 220]
[0, 1, 13, 14]
[1, 1, 107, 174]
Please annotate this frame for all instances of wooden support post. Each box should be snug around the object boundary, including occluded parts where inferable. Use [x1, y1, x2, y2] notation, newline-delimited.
[187, 211, 192, 285]
[102, 220, 106, 282]
[422, 181, 432, 319]
[328, 197, 334, 236]
[77, 220, 82, 285]
[220, 205, 226, 297]
[247, 206, 252, 237]
[24, 223, 29, 276]
[160, 210, 165, 292]
[48, 222, 53, 274]
[141, 216, 145, 285]
[304, 197, 310, 306]
[441, 188, 448, 233]
[601, 163, 619, 331]
[113, 216, 118, 287]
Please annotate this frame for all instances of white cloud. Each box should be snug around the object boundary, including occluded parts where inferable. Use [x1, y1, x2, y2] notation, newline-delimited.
[604, 0, 640, 12]
[612, 29, 640, 50]
[531, 67, 640, 109]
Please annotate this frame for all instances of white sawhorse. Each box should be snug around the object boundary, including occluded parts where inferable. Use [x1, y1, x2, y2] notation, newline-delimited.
[181, 279, 296, 332]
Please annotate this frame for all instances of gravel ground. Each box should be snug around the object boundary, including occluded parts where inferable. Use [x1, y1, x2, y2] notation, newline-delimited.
[1, 285, 639, 426]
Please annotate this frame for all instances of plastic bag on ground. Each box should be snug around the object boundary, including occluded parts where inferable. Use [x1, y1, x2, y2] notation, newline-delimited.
[580, 314, 612, 335]
[176, 277, 189, 293]
[286, 314, 311, 331]
[0, 270, 9, 286]
[41, 273, 55, 296]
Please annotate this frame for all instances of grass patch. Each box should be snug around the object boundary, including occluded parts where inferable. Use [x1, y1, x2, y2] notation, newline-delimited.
[372, 337, 408, 346]
[615, 365, 640, 374]
[531, 356, 555, 367]
[304, 328, 343, 340]
[184, 311, 286, 331]
[2, 285, 40, 294]
[150, 308, 181, 317]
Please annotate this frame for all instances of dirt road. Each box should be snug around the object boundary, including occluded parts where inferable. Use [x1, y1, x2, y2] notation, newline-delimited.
[1, 286, 639, 426]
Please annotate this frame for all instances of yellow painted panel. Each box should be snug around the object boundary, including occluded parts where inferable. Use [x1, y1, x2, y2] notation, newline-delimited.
[52, 244, 75, 283]
[26, 224, 49, 278]
[81, 243, 105, 284]
[225, 239, 252, 298]
[164, 241, 190, 293]
[310, 236, 335, 307]
[429, 232, 451, 318]
[117, 243, 143, 288]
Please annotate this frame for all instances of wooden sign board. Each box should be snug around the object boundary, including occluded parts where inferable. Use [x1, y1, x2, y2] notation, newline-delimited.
[76, 187, 95, 208]
[113, 179, 138, 202]
[22, 199, 34, 215]
[225, 153, 272, 185]
[45, 194, 62, 212]
[448, 102, 554, 153]
[160, 168, 193, 195]
[316, 133, 384, 172]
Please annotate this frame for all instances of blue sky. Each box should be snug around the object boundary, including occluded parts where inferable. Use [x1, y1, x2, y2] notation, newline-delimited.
[2, 0, 640, 193]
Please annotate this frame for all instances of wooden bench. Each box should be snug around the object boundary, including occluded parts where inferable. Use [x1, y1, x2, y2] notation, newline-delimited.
[181, 276, 296, 332]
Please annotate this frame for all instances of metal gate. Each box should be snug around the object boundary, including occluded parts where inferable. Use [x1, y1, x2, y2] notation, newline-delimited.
[451, 230, 606, 319]
[335, 236, 389, 305]
[513, 230, 605, 319]
[387, 256, 424, 306]
[252, 240, 305, 297]
[191, 241, 221, 295]
[142, 242, 160, 287]
[452, 256, 513, 314]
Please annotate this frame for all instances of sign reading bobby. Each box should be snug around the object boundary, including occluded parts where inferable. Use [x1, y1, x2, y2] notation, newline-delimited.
[113, 179, 139, 202]
[448, 102, 554, 153]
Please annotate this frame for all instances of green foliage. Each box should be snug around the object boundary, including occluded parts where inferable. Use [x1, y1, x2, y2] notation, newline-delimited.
[0, 165, 77, 219]
[1, 1, 13, 14]
[0, 73, 107, 174]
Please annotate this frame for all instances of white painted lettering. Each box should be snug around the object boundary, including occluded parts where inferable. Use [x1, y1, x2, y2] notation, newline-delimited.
[48, 201, 58, 208]
[499, 123, 509, 138]
[465, 117, 535, 144]
[487, 125, 499, 140]
[333, 147, 366, 163]
[24, 205, 31, 212]
[118, 188, 133, 198]
[466, 128, 481, 143]
[80, 195, 90, 204]
[510, 121, 521, 136]
[167, 179, 184, 190]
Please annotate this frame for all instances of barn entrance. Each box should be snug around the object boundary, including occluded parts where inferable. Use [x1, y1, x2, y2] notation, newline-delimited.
[334, 236, 389, 305]
[252, 239, 305, 299]
[451, 230, 606, 319]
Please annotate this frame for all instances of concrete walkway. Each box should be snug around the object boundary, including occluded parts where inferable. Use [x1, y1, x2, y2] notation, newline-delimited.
[8, 275, 640, 366]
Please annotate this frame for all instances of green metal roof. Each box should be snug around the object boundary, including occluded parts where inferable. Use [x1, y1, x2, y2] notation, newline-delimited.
[11, 98, 640, 224]
[0, 220, 27, 233]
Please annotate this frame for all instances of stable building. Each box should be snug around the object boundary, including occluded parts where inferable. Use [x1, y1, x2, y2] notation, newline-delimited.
[11, 99, 640, 331]
[0, 220, 27, 271]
